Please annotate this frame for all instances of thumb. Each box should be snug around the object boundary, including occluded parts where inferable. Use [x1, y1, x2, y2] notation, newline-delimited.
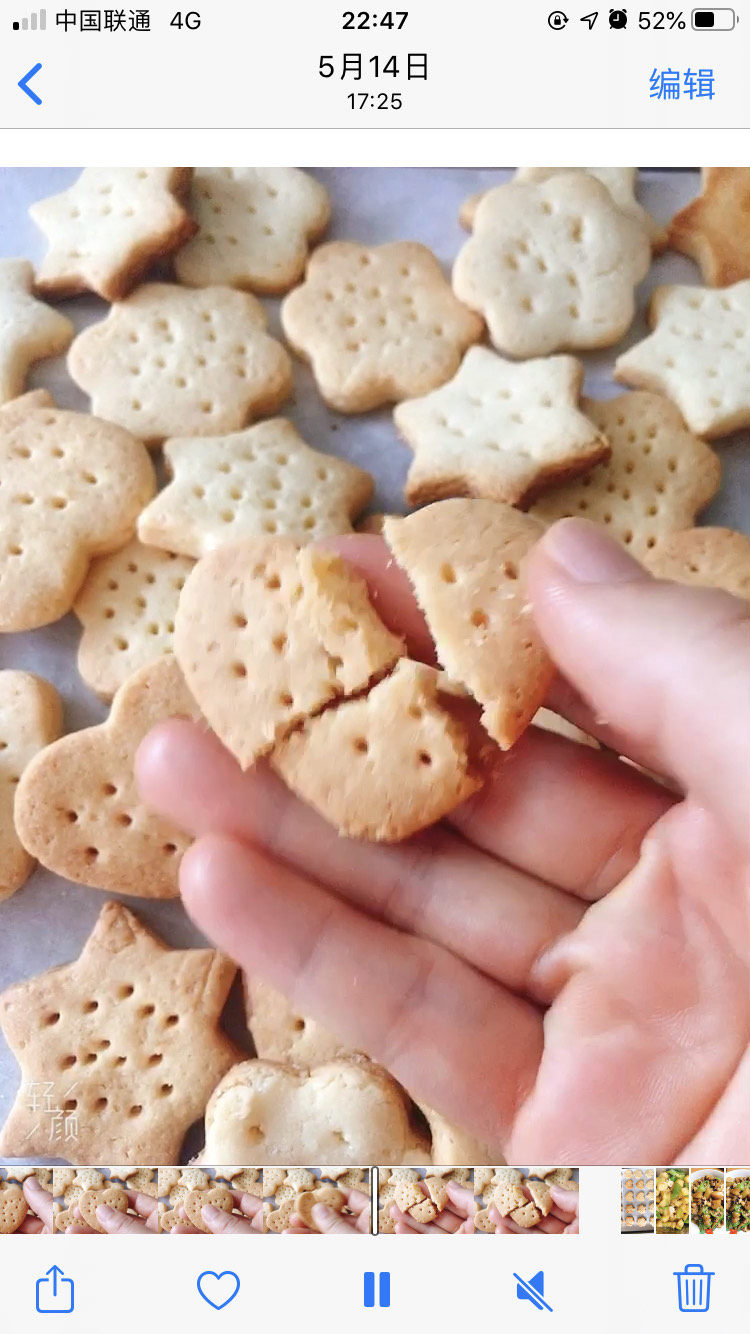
[96, 1204, 148, 1235]
[526, 519, 750, 849]
[311, 1203, 355, 1234]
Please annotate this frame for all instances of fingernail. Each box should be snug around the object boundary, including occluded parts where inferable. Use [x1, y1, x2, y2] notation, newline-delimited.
[543, 518, 646, 584]
[96, 1204, 118, 1221]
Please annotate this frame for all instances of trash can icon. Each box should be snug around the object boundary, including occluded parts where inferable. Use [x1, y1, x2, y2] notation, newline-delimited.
[674, 1263, 714, 1313]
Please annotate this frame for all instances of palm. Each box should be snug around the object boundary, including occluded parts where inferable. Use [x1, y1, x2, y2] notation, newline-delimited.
[139, 527, 750, 1165]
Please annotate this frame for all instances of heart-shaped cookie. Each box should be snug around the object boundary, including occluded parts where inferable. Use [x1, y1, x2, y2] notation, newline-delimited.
[77, 1186, 128, 1233]
[394, 1180, 424, 1214]
[0, 1183, 28, 1233]
[183, 1186, 234, 1232]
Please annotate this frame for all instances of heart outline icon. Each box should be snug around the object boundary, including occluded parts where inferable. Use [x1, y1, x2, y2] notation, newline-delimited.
[197, 1270, 241, 1310]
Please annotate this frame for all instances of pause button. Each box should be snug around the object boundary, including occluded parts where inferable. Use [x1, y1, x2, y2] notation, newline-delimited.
[363, 1272, 390, 1308]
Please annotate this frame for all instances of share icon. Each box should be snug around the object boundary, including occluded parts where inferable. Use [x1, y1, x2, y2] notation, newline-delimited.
[514, 1270, 553, 1313]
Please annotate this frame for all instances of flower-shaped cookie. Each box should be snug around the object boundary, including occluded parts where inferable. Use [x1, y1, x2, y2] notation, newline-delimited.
[0, 259, 73, 404]
[68, 282, 292, 444]
[30, 168, 197, 301]
[281, 241, 483, 412]
[453, 173, 650, 357]
[175, 167, 330, 293]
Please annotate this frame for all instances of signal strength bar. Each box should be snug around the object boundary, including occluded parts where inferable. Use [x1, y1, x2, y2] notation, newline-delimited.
[12, 9, 46, 29]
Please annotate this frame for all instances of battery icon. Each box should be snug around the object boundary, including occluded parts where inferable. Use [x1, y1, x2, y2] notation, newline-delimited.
[692, 7, 736, 27]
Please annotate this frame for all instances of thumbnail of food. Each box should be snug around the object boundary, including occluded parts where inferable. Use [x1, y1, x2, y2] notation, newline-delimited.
[655, 1168, 689, 1232]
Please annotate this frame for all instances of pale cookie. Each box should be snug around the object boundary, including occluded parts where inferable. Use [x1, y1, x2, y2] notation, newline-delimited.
[108, 1166, 140, 1181]
[200, 1058, 430, 1165]
[474, 1169, 493, 1196]
[546, 1170, 577, 1190]
[138, 419, 373, 557]
[389, 1168, 422, 1183]
[30, 168, 197, 302]
[645, 526, 750, 601]
[336, 1169, 367, 1193]
[614, 280, 750, 438]
[281, 241, 483, 412]
[0, 1183, 28, 1233]
[178, 1168, 210, 1190]
[492, 1168, 524, 1187]
[531, 393, 721, 560]
[159, 1206, 181, 1231]
[667, 168, 750, 286]
[0, 671, 62, 902]
[74, 539, 194, 700]
[474, 1207, 496, 1233]
[424, 1177, 449, 1212]
[526, 1178, 552, 1216]
[510, 1202, 541, 1229]
[265, 1199, 294, 1233]
[285, 1169, 317, 1192]
[395, 346, 609, 507]
[123, 1168, 156, 1195]
[450, 1170, 472, 1188]
[72, 1168, 105, 1191]
[410, 1199, 438, 1225]
[245, 976, 354, 1066]
[273, 1183, 296, 1207]
[68, 282, 292, 446]
[169, 1184, 190, 1208]
[294, 1185, 344, 1229]
[157, 1168, 181, 1197]
[0, 900, 238, 1163]
[460, 169, 663, 248]
[493, 1182, 527, 1217]
[174, 538, 404, 769]
[527, 1168, 556, 1179]
[453, 174, 650, 357]
[183, 1185, 234, 1232]
[15, 656, 201, 898]
[394, 1181, 424, 1213]
[378, 1206, 396, 1233]
[0, 400, 156, 632]
[176, 168, 330, 294]
[418, 1104, 493, 1166]
[77, 1185, 129, 1232]
[271, 659, 481, 841]
[0, 259, 73, 405]
[262, 1170, 288, 1198]
[384, 500, 554, 749]
[230, 1169, 262, 1197]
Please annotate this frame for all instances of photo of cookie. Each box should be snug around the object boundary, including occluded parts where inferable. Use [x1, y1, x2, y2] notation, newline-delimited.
[175, 167, 330, 293]
[30, 168, 197, 301]
[281, 241, 483, 411]
[0, 671, 63, 902]
[0, 259, 73, 405]
[378, 1166, 474, 1233]
[667, 168, 750, 286]
[645, 526, 750, 601]
[68, 282, 292, 445]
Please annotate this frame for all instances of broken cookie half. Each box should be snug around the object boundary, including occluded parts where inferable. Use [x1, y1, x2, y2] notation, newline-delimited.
[175, 499, 553, 840]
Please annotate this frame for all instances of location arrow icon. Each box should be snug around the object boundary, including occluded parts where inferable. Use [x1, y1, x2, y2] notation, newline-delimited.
[580, 11, 598, 27]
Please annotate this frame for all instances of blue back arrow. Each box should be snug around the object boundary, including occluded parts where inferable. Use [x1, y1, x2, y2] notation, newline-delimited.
[19, 63, 42, 105]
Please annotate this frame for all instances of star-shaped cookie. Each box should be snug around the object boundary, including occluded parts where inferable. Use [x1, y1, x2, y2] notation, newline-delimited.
[0, 901, 239, 1163]
[29, 168, 197, 302]
[394, 346, 609, 506]
[175, 167, 330, 293]
[281, 241, 483, 412]
[614, 280, 750, 437]
[668, 169, 750, 286]
[531, 392, 721, 560]
[68, 282, 292, 445]
[0, 259, 73, 405]
[453, 173, 650, 357]
[137, 418, 373, 556]
[0, 671, 63, 902]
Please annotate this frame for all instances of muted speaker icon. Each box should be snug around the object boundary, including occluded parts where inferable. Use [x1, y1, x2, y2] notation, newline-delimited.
[12, 8, 46, 29]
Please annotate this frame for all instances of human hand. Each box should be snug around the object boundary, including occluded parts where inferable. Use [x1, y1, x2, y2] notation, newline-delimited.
[284, 1186, 371, 1234]
[137, 518, 750, 1163]
[170, 1189, 264, 1234]
[392, 1180, 475, 1234]
[491, 1184, 579, 1235]
[64, 1190, 159, 1234]
[19, 1177, 54, 1234]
